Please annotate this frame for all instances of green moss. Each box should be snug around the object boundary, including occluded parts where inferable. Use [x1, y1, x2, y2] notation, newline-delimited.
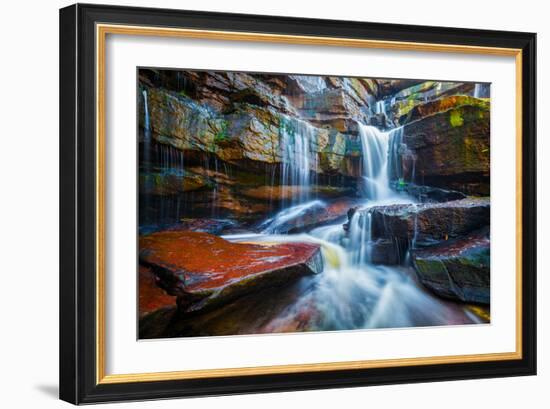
[449, 109, 464, 127]
[414, 258, 446, 279]
[214, 120, 229, 144]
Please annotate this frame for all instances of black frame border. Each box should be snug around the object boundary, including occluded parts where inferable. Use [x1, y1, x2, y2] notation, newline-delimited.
[59, 3, 536, 404]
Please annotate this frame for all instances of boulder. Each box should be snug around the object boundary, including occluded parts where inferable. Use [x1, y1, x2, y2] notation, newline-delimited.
[139, 277, 319, 338]
[139, 231, 323, 312]
[411, 228, 490, 304]
[368, 197, 490, 246]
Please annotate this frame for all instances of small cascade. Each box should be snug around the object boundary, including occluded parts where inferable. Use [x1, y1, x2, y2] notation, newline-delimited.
[358, 124, 406, 200]
[279, 116, 318, 205]
[348, 209, 374, 266]
[474, 83, 482, 98]
[375, 100, 386, 116]
[404, 203, 420, 265]
[387, 126, 405, 182]
[260, 200, 326, 234]
[411, 203, 419, 250]
[157, 144, 185, 174]
[142, 90, 152, 167]
[142, 90, 151, 141]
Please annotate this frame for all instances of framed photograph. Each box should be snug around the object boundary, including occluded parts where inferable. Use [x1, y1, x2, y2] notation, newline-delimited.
[59, 3, 536, 404]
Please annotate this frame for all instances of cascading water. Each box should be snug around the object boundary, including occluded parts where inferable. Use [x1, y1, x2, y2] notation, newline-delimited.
[474, 83, 482, 98]
[260, 200, 326, 234]
[375, 100, 386, 115]
[358, 124, 405, 200]
[142, 90, 152, 167]
[142, 90, 151, 141]
[279, 116, 318, 205]
[348, 209, 374, 266]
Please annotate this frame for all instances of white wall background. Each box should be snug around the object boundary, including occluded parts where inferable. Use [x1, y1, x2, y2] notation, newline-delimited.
[0, 0, 546, 407]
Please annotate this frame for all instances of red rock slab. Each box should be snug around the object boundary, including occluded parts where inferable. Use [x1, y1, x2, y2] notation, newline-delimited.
[139, 231, 323, 312]
[138, 265, 176, 317]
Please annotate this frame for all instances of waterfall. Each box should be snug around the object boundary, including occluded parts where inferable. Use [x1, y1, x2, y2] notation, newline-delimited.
[142, 90, 152, 167]
[142, 90, 151, 141]
[403, 203, 420, 265]
[348, 209, 373, 266]
[375, 100, 386, 115]
[157, 144, 185, 174]
[358, 124, 405, 200]
[474, 83, 482, 98]
[279, 116, 317, 205]
[387, 126, 404, 182]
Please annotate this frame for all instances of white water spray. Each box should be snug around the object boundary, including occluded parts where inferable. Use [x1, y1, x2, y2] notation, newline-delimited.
[358, 124, 405, 200]
[279, 116, 318, 205]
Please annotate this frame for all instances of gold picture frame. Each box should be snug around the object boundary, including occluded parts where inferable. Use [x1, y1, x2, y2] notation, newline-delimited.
[60, 4, 536, 404]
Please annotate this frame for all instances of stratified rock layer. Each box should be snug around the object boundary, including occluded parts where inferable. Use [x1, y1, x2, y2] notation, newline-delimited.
[411, 228, 490, 304]
[402, 99, 490, 195]
[369, 197, 490, 245]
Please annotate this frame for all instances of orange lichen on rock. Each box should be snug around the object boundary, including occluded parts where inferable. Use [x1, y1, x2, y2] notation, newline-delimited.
[138, 265, 176, 317]
[139, 231, 323, 312]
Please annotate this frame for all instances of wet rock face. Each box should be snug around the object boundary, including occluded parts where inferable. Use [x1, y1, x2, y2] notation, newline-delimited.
[369, 197, 490, 246]
[401, 101, 490, 195]
[389, 82, 478, 122]
[398, 95, 489, 125]
[403, 184, 467, 203]
[376, 79, 425, 98]
[369, 239, 406, 265]
[139, 231, 323, 313]
[139, 71, 377, 179]
[139, 265, 177, 317]
[411, 228, 490, 304]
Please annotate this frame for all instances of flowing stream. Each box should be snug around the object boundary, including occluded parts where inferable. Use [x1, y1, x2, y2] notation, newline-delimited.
[223, 122, 479, 331]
